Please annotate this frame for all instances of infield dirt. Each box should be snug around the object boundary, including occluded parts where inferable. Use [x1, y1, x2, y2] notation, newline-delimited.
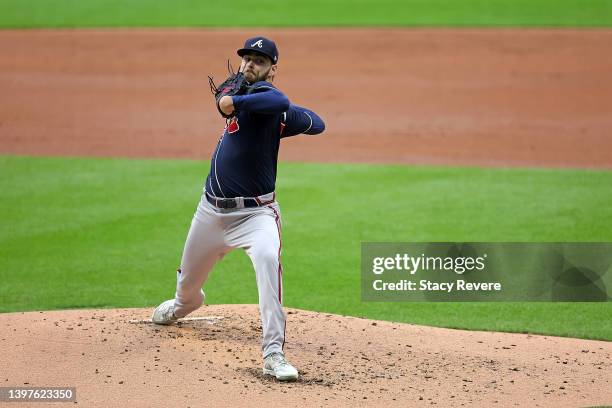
[1, 305, 610, 407]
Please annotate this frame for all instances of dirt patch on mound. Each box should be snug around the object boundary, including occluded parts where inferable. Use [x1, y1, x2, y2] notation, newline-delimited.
[1, 29, 612, 168]
[1, 305, 609, 407]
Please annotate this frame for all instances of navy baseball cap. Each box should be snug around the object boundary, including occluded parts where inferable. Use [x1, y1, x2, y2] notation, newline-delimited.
[237, 36, 279, 64]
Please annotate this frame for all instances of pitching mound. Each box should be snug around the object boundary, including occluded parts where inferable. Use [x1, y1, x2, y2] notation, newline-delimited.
[1, 305, 610, 407]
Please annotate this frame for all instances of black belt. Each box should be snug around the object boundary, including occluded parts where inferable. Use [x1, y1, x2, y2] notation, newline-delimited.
[205, 191, 275, 209]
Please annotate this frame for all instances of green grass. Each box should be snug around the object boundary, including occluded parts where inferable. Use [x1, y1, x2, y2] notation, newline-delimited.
[1, 155, 611, 340]
[0, 0, 611, 28]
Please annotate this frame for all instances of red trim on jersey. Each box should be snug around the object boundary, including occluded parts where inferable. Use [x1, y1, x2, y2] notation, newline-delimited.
[227, 117, 239, 134]
[280, 112, 287, 137]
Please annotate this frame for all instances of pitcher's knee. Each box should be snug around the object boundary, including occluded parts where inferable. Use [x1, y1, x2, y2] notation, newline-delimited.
[253, 248, 280, 269]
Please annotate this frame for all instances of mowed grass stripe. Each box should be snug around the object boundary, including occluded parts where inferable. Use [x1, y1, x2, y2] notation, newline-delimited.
[1, 155, 611, 340]
[0, 0, 611, 28]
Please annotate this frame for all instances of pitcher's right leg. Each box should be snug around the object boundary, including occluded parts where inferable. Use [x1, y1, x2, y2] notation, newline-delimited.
[173, 197, 228, 318]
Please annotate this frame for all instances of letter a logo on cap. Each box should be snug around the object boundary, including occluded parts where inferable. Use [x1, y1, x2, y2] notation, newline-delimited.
[251, 39, 264, 48]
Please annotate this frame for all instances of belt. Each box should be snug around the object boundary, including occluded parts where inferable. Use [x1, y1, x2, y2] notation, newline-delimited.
[205, 191, 275, 210]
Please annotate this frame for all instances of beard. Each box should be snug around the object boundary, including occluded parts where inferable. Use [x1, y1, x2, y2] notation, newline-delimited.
[245, 66, 272, 84]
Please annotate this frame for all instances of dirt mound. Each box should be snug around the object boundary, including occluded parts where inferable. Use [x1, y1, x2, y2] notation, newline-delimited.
[1, 305, 610, 407]
[1, 29, 612, 168]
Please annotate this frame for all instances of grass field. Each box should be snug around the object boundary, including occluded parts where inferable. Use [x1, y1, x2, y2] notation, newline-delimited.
[1, 155, 611, 340]
[0, 0, 611, 28]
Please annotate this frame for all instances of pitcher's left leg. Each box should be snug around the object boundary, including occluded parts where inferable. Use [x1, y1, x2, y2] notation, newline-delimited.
[229, 204, 286, 358]
[250, 233, 285, 359]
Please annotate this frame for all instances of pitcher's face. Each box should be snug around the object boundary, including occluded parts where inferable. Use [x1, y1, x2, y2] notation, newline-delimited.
[240, 52, 277, 83]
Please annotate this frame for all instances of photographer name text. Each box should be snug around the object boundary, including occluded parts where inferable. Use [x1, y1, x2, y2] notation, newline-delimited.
[372, 279, 501, 292]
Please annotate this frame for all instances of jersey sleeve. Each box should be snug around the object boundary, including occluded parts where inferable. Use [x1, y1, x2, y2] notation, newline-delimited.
[281, 104, 326, 138]
[231, 83, 290, 115]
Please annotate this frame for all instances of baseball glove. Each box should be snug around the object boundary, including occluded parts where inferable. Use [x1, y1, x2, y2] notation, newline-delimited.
[208, 60, 250, 118]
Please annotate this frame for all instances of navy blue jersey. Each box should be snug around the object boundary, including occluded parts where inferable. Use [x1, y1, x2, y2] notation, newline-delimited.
[205, 81, 325, 198]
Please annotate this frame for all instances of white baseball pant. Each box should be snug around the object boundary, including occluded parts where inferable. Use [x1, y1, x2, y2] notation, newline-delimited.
[172, 192, 285, 358]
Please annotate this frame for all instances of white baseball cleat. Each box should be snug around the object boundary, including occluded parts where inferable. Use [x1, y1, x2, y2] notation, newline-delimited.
[263, 352, 299, 381]
[151, 299, 178, 325]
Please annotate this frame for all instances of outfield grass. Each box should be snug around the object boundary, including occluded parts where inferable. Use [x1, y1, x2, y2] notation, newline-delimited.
[0, 0, 611, 28]
[1, 155, 611, 340]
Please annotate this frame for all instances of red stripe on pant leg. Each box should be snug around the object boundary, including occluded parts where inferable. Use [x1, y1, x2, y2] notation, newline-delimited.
[268, 205, 285, 349]
[278, 264, 282, 303]
[269, 206, 282, 304]
[282, 316, 286, 351]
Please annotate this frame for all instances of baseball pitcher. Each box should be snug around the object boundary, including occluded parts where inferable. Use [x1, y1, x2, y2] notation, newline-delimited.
[152, 36, 325, 381]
